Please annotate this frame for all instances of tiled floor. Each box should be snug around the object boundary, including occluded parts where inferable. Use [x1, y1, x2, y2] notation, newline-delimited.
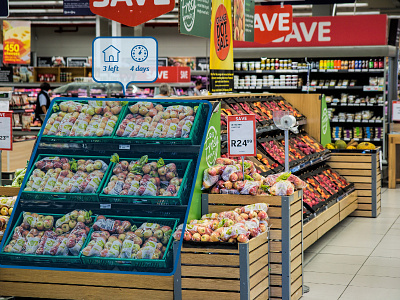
[302, 187, 400, 300]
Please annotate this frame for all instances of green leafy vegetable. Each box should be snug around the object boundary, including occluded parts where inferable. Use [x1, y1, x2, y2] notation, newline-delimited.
[157, 158, 165, 168]
[110, 153, 120, 163]
[244, 174, 254, 181]
[261, 185, 269, 192]
[277, 172, 291, 182]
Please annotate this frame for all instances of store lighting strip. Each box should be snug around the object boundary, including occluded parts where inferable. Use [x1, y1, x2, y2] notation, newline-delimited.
[336, 11, 380, 15]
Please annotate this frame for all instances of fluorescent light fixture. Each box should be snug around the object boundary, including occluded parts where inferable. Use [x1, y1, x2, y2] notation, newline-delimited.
[293, 12, 313, 17]
[9, 8, 64, 13]
[9, 1, 63, 6]
[337, 11, 380, 15]
[293, 5, 312, 9]
[336, 3, 368, 8]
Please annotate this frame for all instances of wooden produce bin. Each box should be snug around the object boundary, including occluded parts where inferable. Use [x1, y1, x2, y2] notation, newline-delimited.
[0, 186, 20, 196]
[328, 150, 381, 217]
[179, 231, 269, 300]
[303, 190, 358, 250]
[202, 190, 303, 300]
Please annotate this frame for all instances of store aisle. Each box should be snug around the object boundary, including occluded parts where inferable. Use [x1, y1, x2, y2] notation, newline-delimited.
[302, 187, 400, 300]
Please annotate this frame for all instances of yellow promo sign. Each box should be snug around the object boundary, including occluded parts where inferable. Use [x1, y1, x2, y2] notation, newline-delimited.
[210, 0, 234, 93]
[3, 21, 31, 65]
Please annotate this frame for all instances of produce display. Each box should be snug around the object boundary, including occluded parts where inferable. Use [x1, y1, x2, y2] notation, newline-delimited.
[23, 156, 108, 194]
[43, 100, 123, 137]
[115, 102, 197, 139]
[183, 203, 269, 243]
[0, 197, 16, 241]
[3, 210, 92, 256]
[325, 139, 376, 150]
[9, 168, 27, 187]
[81, 217, 173, 260]
[102, 155, 184, 197]
[203, 157, 306, 196]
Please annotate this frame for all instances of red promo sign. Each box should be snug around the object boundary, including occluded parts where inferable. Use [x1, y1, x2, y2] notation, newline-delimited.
[227, 115, 256, 157]
[155, 67, 191, 83]
[90, 0, 174, 27]
[214, 4, 231, 61]
[0, 112, 12, 151]
[235, 14, 387, 48]
[254, 5, 293, 44]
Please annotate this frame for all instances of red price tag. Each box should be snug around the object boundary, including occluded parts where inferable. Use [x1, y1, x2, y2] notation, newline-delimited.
[227, 114, 256, 157]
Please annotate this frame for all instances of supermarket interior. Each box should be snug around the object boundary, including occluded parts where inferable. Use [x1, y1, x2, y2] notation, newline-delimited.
[0, 0, 400, 299]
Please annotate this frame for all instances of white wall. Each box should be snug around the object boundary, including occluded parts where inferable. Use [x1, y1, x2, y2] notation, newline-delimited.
[32, 25, 209, 59]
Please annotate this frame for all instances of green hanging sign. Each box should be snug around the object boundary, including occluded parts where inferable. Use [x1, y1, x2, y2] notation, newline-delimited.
[179, 0, 211, 38]
[188, 102, 221, 221]
[320, 94, 331, 146]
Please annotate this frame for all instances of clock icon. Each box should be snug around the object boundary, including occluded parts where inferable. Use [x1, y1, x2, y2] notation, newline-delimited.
[131, 45, 148, 62]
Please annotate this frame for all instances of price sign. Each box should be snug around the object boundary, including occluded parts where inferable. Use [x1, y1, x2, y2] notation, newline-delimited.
[227, 115, 256, 156]
[393, 101, 400, 121]
[0, 112, 12, 150]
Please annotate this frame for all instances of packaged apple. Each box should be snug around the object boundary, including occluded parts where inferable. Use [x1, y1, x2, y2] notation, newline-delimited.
[24, 236, 41, 254]
[269, 180, 295, 196]
[55, 210, 92, 229]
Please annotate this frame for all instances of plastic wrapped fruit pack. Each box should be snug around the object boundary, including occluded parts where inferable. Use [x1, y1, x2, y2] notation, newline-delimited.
[43, 100, 122, 137]
[3, 211, 91, 257]
[181, 203, 269, 243]
[103, 155, 183, 197]
[23, 157, 108, 194]
[81, 217, 173, 260]
[116, 102, 198, 139]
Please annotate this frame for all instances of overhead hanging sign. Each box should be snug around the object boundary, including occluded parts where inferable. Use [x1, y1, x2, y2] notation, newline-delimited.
[92, 37, 158, 94]
[227, 114, 256, 157]
[235, 15, 387, 48]
[0, 112, 12, 151]
[3, 21, 31, 65]
[254, 5, 292, 44]
[179, 0, 211, 38]
[90, 0, 174, 27]
[64, 0, 94, 16]
[210, 0, 234, 93]
[0, 0, 8, 17]
[233, 0, 255, 42]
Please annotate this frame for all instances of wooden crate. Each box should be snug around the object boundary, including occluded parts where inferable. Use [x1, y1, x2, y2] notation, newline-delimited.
[303, 191, 358, 250]
[203, 190, 303, 300]
[179, 230, 269, 300]
[328, 150, 381, 218]
[0, 186, 20, 196]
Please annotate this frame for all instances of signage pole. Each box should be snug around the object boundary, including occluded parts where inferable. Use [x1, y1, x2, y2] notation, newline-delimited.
[241, 156, 245, 180]
[284, 129, 289, 173]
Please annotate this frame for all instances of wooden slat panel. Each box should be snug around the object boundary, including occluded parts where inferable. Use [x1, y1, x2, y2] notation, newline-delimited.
[291, 222, 302, 239]
[291, 211, 302, 227]
[354, 183, 371, 189]
[317, 214, 339, 238]
[269, 218, 283, 229]
[344, 176, 372, 183]
[182, 247, 239, 254]
[303, 230, 318, 250]
[329, 162, 372, 169]
[253, 287, 269, 300]
[250, 267, 269, 290]
[351, 210, 373, 217]
[181, 254, 239, 266]
[317, 203, 339, 226]
[0, 268, 173, 290]
[291, 286, 303, 300]
[358, 203, 372, 210]
[181, 266, 240, 279]
[291, 254, 302, 273]
[249, 243, 269, 264]
[357, 190, 372, 197]
[339, 191, 358, 210]
[357, 196, 372, 204]
[303, 218, 317, 237]
[291, 200, 302, 216]
[291, 232, 302, 250]
[269, 229, 281, 240]
[182, 278, 240, 291]
[340, 200, 358, 221]
[291, 276, 302, 296]
[0, 282, 173, 300]
[329, 155, 371, 162]
[182, 290, 240, 300]
[270, 243, 302, 264]
[250, 255, 269, 277]
[333, 169, 371, 176]
[206, 194, 289, 206]
[249, 231, 269, 252]
[291, 265, 302, 284]
[250, 277, 269, 300]
[0, 186, 20, 196]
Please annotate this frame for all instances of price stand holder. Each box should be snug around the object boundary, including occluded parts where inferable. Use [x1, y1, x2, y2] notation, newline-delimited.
[0, 112, 13, 186]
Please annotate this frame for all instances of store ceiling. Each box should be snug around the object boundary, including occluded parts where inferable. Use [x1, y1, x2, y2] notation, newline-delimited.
[4, 0, 400, 25]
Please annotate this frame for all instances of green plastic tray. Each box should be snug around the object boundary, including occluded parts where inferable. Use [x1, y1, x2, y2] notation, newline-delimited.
[113, 101, 206, 145]
[21, 154, 112, 202]
[41, 99, 126, 144]
[99, 158, 193, 205]
[80, 215, 178, 269]
[0, 212, 94, 265]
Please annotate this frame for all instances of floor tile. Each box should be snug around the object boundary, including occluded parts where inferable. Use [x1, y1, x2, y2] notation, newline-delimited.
[340, 286, 400, 300]
[371, 245, 400, 258]
[304, 271, 354, 286]
[327, 233, 383, 248]
[320, 245, 373, 256]
[301, 283, 347, 300]
[304, 260, 361, 275]
[364, 256, 400, 268]
[376, 235, 400, 249]
[304, 250, 318, 265]
[350, 275, 400, 289]
[357, 265, 400, 278]
[308, 253, 367, 265]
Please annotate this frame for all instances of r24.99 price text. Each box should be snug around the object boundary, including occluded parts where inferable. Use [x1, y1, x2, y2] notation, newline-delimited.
[231, 139, 253, 147]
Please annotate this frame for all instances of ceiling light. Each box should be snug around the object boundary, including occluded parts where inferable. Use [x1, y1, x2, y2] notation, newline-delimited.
[337, 11, 380, 15]
[293, 12, 313, 17]
[336, 3, 368, 8]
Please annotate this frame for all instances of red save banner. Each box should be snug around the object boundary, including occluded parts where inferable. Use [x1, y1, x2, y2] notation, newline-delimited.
[254, 5, 293, 44]
[235, 14, 388, 48]
[155, 67, 191, 83]
[90, 0, 174, 27]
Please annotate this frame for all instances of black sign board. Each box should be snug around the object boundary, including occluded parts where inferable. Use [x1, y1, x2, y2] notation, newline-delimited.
[63, 0, 94, 16]
[37, 57, 53, 67]
[0, 0, 8, 17]
[196, 57, 209, 71]
[158, 58, 168, 67]
[388, 19, 400, 47]
[0, 67, 13, 82]
[210, 69, 233, 93]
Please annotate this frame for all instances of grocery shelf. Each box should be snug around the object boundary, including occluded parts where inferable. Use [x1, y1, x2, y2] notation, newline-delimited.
[0, 82, 63, 88]
[333, 137, 383, 142]
[303, 86, 384, 91]
[256, 119, 307, 136]
[330, 119, 383, 124]
[328, 103, 385, 107]
[310, 68, 384, 73]
[290, 153, 331, 174]
[235, 86, 301, 90]
[235, 69, 308, 74]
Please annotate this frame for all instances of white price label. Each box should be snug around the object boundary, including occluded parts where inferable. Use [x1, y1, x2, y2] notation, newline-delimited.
[227, 115, 256, 156]
[0, 112, 12, 151]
